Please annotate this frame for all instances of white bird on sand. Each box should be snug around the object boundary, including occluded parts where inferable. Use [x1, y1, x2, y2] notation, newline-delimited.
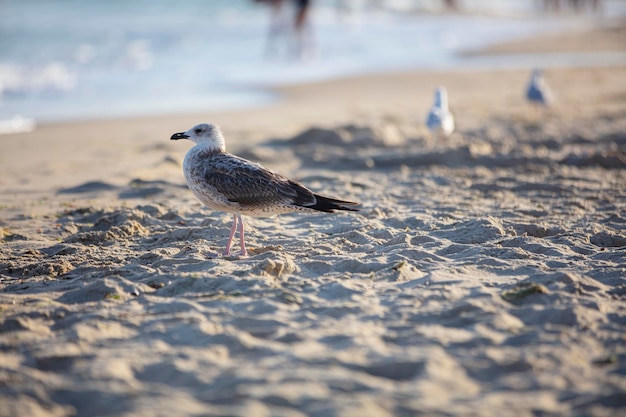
[526, 69, 553, 108]
[426, 86, 455, 141]
[171, 123, 359, 257]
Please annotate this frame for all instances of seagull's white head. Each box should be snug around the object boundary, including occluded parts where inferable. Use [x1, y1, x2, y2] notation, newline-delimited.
[433, 87, 449, 110]
[170, 123, 225, 152]
[530, 69, 543, 83]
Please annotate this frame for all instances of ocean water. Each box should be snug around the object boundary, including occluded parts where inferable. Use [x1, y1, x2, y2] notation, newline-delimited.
[1, 0, 625, 125]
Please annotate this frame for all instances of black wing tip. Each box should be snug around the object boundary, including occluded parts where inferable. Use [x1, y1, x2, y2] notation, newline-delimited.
[308, 195, 360, 213]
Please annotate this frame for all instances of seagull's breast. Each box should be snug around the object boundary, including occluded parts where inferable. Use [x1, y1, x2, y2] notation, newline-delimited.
[183, 146, 236, 211]
[427, 107, 454, 137]
[441, 112, 454, 136]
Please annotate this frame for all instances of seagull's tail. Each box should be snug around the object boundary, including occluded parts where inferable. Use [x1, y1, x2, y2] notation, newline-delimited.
[308, 194, 360, 213]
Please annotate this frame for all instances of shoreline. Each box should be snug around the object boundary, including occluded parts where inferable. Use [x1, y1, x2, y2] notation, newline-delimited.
[3, 17, 625, 130]
[2, 64, 624, 194]
[462, 20, 626, 56]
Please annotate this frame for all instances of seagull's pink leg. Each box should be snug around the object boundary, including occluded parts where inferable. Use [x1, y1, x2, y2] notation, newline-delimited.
[223, 214, 238, 256]
[237, 214, 247, 256]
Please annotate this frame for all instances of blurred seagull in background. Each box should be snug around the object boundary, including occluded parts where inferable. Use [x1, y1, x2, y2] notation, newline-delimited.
[426, 87, 455, 142]
[171, 123, 359, 257]
[526, 69, 553, 108]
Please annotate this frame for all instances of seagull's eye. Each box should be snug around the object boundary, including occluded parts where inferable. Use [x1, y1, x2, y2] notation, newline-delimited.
[194, 128, 203, 134]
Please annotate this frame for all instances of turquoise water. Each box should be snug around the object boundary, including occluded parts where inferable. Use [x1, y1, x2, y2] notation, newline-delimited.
[0, 0, 624, 123]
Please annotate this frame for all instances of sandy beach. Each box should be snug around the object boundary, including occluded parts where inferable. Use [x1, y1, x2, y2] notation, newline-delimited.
[1, 24, 626, 417]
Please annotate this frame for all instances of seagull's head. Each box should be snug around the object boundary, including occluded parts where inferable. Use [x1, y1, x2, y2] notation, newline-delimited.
[433, 86, 449, 109]
[170, 123, 225, 151]
[531, 69, 543, 82]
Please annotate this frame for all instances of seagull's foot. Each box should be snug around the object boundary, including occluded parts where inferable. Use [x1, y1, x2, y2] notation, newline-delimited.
[221, 249, 247, 258]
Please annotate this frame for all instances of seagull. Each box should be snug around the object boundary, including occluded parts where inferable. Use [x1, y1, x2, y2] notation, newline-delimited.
[426, 87, 455, 141]
[171, 123, 359, 256]
[526, 69, 553, 108]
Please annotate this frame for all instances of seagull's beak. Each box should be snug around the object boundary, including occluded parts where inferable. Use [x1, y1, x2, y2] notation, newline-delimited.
[170, 132, 189, 140]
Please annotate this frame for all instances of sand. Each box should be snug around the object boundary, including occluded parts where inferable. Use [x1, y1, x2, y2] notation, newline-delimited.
[1, 25, 626, 417]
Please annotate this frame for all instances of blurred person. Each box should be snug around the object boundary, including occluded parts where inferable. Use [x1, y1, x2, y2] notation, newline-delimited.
[254, 0, 287, 55]
[443, 0, 460, 11]
[293, 0, 313, 58]
[254, 0, 315, 59]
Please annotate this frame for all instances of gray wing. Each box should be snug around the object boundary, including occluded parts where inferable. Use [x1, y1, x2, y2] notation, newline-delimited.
[526, 82, 545, 103]
[426, 108, 443, 130]
[205, 153, 317, 209]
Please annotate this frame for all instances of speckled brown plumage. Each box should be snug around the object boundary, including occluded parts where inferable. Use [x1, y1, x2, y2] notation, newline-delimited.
[171, 123, 358, 256]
